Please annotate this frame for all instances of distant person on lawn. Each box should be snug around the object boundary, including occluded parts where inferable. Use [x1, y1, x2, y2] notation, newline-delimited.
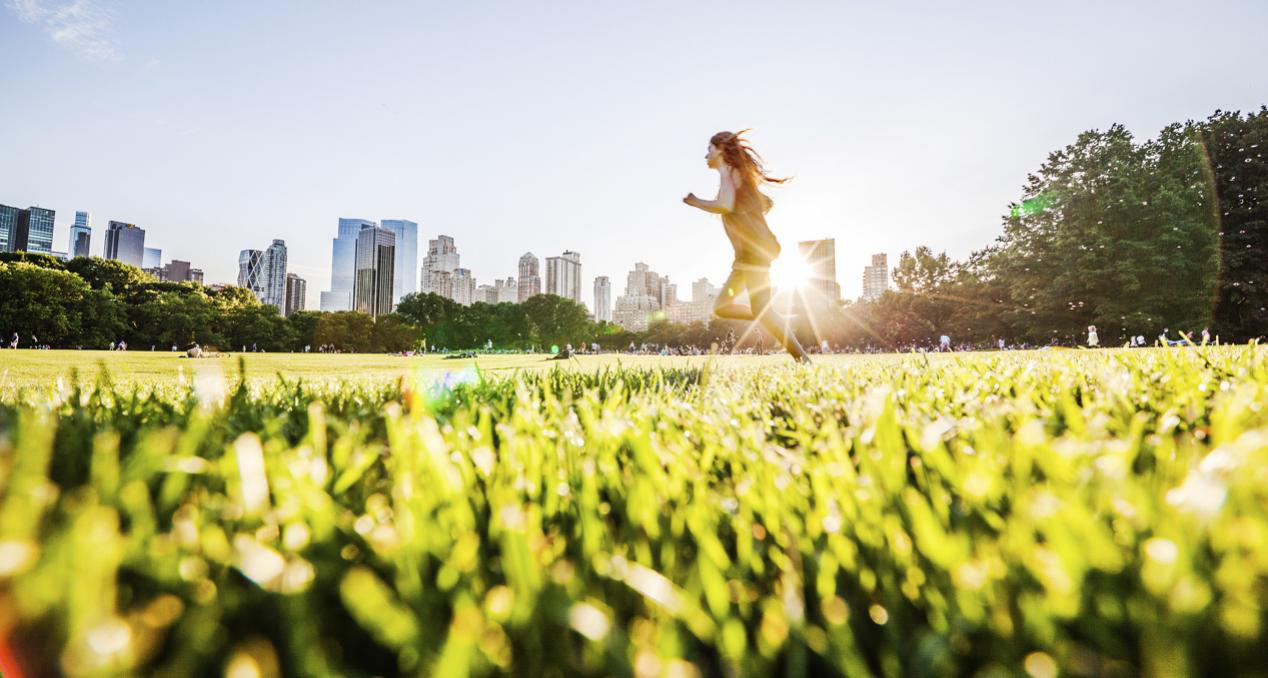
[683, 129, 809, 363]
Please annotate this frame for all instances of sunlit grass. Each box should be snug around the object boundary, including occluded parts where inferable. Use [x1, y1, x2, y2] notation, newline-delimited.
[1, 346, 1266, 676]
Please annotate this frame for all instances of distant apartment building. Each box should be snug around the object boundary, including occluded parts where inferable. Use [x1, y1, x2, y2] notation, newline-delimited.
[353, 225, 396, 317]
[593, 276, 612, 322]
[663, 276, 717, 325]
[69, 211, 91, 257]
[321, 218, 372, 312]
[143, 247, 162, 269]
[151, 259, 202, 283]
[453, 268, 476, 306]
[285, 273, 307, 317]
[421, 235, 460, 299]
[0, 205, 56, 254]
[105, 221, 146, 267]
[517, 252, 541, 301]
[614, 262, 668, 332]
[545, 250, 582, 303]
[476, 284, 498, 304]
[862, 253, 889, 301]
[798, 239, 841, 304]
[380, 219, 418, 305]
[495, 277, 518, 304]
[692, 277, 716, 303]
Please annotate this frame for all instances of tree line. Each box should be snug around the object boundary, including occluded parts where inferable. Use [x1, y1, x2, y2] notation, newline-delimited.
[832, 108, 1266, 349]
[0, 254, 604, 352]
[3, 107, 1264, 352]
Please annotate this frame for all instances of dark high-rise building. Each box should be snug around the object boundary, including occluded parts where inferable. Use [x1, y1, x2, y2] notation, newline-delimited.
[354, 224, 396, 317]
[285, 273, 307, 317]
[0, 205, 19, 253]
[2, 206, 56, 254]
[104, 221, 146, 267]
[380, 219, 418, 305]
[70, 211, 91, 257]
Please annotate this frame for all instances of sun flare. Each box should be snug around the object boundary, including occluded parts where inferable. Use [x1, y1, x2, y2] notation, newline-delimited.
[770, 255, 812, 291]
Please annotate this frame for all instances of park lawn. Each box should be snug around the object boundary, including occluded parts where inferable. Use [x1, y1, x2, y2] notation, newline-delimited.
[1, 344, 1264, 675]
[0, 348, 910, 393]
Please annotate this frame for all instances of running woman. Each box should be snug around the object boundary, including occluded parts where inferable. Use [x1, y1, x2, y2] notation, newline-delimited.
[683, 130, 810, 362]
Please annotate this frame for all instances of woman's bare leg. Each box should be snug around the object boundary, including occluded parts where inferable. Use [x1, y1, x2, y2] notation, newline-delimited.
[747, 270, 810, 362]
[713, 268, 755, 321]
[714, 265, 810, 362]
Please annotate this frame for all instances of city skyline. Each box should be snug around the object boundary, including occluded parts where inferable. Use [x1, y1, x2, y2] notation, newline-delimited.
[4, 198, 868, 314]
[6, 2, 1263, 311]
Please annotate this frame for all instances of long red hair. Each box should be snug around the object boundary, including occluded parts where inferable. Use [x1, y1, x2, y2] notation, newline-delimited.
[709, 129, 790, 188]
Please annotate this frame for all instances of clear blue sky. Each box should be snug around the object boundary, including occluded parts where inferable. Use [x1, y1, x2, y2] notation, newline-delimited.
[3, 0, 1266, 308]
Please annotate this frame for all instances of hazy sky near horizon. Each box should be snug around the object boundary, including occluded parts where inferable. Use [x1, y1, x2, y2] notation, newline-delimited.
[3, 0, 1266, 308]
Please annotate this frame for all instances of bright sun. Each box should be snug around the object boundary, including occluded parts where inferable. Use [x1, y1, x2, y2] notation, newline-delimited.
[769, 255, 812, 290]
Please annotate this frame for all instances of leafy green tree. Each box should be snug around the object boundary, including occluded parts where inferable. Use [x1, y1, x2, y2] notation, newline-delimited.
[0, 251, 66, 269]
[371, 314, 421, 353]
[220, 305, 291, 351]
[0, 263, 90, 346]
[128, 291, 222, 348]
[64, 257, 150, 296]
[519, 294, 594, 349]
[1198, 108, 1268, 340]
[396, 293, 461, 327]
[892, 247, 957, 294]
[210, 284, 264, 310]
[286, 311, 323, 351]
[992, 124, 1217, 344]
[313, 312, 376, 353]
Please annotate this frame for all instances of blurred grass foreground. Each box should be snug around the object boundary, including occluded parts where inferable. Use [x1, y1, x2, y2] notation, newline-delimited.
[1, 348, 1268, 677]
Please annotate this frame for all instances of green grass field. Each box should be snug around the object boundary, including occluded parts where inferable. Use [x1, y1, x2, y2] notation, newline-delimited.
[1, 346, 1266, 677]
[0, 349, 905, 392]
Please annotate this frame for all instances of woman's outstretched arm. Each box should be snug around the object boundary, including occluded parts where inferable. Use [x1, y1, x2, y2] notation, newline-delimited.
[683, 167, 739, 214]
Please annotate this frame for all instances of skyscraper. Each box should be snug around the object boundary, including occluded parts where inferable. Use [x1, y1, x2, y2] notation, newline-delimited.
[238, 249, 264, 294]
[260, 239, 288, 313]
[354, 224, 396, 317]
[798, 239, 841, 304]
[0, 205, 17, 253]
[614, 262, 665, 331]
[594, 276, 612, 322]
[421, 235, 460, 298]
[452, 267, 475, 306]
[545, 250, 582, 303]
[6, 206, 56, 254]
[285, 273, 307, 317]
[144, 247, 163, 269]
[380, 219, 418, 305]
[322, 218, 373, 312]
[518, 252, 541, 302]
[70, 211, 91, 257]
[105, 221, 146, 267]
[863, 253, 889, 301]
